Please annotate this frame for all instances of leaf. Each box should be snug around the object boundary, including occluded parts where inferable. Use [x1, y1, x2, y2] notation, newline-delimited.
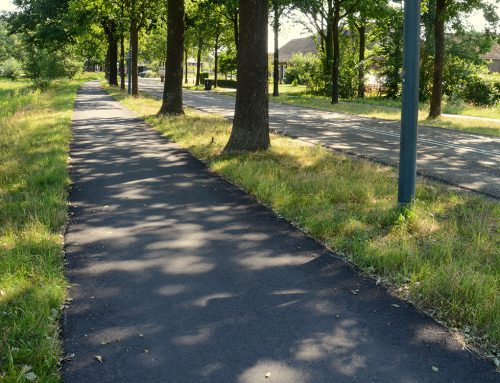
[265, 372, 271, 378]
[431, 366, 439, 372]
[25, 372, 37, 381]
[95, 355, 103, 363]
[391, 304, 400, 308]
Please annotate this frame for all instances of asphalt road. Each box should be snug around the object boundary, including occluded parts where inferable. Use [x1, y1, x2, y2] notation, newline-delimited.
[62, 81, 498, 382]
[140, 78, 500, 199]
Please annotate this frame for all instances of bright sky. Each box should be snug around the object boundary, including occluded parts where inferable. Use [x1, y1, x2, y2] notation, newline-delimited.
[1, 0, 497, 52]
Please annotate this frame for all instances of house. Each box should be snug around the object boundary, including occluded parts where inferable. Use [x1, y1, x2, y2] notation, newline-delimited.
[275, 35, 318, 81]
[482, 43, 500, 73]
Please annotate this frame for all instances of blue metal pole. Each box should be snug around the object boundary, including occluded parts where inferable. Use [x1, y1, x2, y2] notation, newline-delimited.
[398, 0, 421, 205]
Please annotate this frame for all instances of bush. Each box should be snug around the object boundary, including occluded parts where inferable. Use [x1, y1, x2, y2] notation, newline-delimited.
[0, 58, 23, 79]
[213, 79, 237, 88]
[284, 53, 327, 94]
[463, 74, 500, 106]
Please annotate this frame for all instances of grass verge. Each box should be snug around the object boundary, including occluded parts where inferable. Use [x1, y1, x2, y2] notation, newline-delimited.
[105, 84, 499, 358]
[0, 77, 87, 382]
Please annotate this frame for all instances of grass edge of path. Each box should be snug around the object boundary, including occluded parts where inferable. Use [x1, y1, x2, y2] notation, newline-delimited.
[0, 75, 98, 382]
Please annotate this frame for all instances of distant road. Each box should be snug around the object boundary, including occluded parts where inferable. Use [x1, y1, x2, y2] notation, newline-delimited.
[139, 78, 500, 199]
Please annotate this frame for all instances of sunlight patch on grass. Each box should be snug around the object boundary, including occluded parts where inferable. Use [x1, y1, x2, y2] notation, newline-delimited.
[0, 79, 81, 382]
[104, 85, 499, 354]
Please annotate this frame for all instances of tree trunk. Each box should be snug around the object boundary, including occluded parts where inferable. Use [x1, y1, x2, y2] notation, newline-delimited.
[195, 39, 202, 86]
[223, 0, 269, 152]
[119, 32, 125, 90]
[325, 12, 333, 76]
[184, 47, 188, 84]
[105, 44, 110, 81]
[428, 0, 446, 119]
[159, 0, 184, 115]
[357, 24, 365, 98]
[214, 34, 219, 88]
[130, 17, 139, 97]
[331, 6, 340, 104]
[109, 33, 118, 86]
[272, 4, 279, 97]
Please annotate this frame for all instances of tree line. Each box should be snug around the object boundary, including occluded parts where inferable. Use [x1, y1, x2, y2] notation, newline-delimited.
[1, 0, 499, 152]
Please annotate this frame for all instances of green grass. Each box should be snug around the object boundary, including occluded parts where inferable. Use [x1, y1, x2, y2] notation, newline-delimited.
[0, 78, 84, 382]
[105, 84, 499, 357]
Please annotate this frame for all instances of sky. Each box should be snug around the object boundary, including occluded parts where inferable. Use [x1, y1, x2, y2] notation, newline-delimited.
[1, 0, 498, 52]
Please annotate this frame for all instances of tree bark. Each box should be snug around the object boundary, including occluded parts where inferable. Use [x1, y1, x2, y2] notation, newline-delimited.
[130, 17, 139, 97]
[223, 0, 269, 152]
[119, 32, 125, 90]
[324, 4, 334, 76]
[357, 24, 365, 98]
[428, 0, 446, 119]
[331, 5, 340, 104]
[214, 34, 219, 88]
[184, 47, 188, 84]
[195, 38, 202, 86]
[159, 0, 184, 115]
[272, 3, 279, 97]
[105, 44, 110, 81]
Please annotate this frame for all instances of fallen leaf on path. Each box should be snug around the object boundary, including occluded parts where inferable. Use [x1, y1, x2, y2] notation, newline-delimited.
[95, 355, 103, 363]
[431, 366, 439, 372]
[391, 304, 400, 308]
[265, 372, 271, 378]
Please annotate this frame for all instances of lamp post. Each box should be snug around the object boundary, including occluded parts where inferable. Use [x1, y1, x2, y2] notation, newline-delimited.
[127, 49, 132, 95]
[398, 0, 421, 205]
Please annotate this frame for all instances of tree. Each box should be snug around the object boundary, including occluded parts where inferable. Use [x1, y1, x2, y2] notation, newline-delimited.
[348, 0, 388, 98]
[428, 0, 499, 118]
[295, 0, 361, 103]
[223, 0, 270, 152]
[270, 0, 291, 97]
[159, 0, 184, 115]
[373, 3, 404, 99]
[124, 0, 164, 97]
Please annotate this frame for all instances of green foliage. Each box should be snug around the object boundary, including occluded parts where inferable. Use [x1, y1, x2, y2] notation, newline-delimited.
[0, 58, 23, 80]
[373, 6, 404, 99]
[463, 73, 500, 106]
[218, 50, 237, 75]
[213, 79, 237, 88]
[23, 47, 82, 82]
[284, 53, 327, 94]
[338, 33, 358, 99]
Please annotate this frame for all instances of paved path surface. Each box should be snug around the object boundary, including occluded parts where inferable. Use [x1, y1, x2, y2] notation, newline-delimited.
[140, 78, 500, 199]
[63, 81, 498, 383]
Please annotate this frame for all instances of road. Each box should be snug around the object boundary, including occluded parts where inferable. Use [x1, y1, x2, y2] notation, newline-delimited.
[139, 78, 500, 199]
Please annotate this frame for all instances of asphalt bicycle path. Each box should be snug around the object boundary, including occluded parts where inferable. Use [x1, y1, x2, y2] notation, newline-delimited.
[63, 81, 498, 382]
[139, 78, 500, 199]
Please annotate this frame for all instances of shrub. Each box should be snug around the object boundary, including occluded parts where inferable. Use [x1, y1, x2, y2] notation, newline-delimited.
[284, 53, 327, 94]
[463, 74, 500, 106]
[213, 79, 237, 88]
[0, 58, 23, 79]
